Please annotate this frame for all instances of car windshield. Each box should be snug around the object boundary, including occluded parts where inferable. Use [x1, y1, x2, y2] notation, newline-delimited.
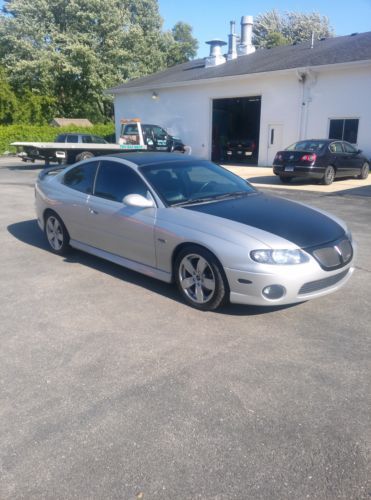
[286, 141, 326, 152]
[140, 160, 256, 206]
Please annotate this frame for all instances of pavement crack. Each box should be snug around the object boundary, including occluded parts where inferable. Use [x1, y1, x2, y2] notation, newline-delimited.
[355, 265, 371, 273]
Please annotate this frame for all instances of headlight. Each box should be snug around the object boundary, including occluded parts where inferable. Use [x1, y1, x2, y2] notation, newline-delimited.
[250, 249, 309, 265]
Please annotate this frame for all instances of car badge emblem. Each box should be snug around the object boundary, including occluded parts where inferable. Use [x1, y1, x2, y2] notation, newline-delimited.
[289, 154, 294, 160]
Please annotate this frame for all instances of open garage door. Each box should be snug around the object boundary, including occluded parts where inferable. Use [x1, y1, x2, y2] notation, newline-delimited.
[212, 96, 261, 165]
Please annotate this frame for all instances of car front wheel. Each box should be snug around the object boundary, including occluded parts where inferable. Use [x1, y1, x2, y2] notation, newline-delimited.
[359, 162, 369, 180]
[44, 212, 70, 255]
[175, 246, 228, 310]
[322, 165, 335, 185]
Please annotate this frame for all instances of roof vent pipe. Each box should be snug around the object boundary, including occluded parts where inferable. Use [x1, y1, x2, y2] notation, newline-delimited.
[227, 21, 238, 60]
[205, 39, 227, 67]
[237, 15, 256, 56]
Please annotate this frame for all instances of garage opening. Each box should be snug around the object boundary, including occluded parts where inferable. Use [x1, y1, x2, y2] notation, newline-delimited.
[212, 96, 261, 165]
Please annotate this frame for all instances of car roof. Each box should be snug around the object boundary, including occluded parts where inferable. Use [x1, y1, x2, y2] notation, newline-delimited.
[107, 152, 201, 166]
[62, 133, 97, 137]
[295, 139, 332, 143]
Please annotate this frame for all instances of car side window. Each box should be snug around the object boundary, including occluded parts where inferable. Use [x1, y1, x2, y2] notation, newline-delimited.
[82, 135, 93, 144]
[343, 142, 357, 154]
[142, 126, 154, 146]
[63, 161, 99, 194]
[152, 126, 168, 140]
[56, 134, 66, 142]
[329, 142, 343, 153]
[92, 135, 106, 144]
[66, 135, 79, 143]
[94, 161, 148, 202]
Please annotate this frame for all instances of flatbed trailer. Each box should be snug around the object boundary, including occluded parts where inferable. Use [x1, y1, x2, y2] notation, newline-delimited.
[11, 141, 144, 165]
[12, 119, 188, 166]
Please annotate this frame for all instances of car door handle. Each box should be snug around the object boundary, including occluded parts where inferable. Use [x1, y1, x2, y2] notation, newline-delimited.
[89, 208, 98, 215]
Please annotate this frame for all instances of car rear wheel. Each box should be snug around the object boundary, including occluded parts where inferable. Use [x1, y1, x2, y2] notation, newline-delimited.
[76, 151, 94, 162]
[279, 176, 292, 183]
[322, 166, 335, 185]
[359, 162, 369, 180]
[175, 246, 228, 310]
[44, 212, 70, 255]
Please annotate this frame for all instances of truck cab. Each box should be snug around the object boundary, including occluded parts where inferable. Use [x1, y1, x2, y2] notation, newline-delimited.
[120, 120, 186, 153]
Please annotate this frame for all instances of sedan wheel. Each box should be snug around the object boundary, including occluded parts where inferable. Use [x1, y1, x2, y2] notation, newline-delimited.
[359, 162, 369, 180]
[45, 213, 70, 255]
[322, 165, 335, 185]
[175, 246, 228, 310]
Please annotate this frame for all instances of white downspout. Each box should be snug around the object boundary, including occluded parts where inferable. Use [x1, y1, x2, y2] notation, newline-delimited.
[297, 69, 317, 140]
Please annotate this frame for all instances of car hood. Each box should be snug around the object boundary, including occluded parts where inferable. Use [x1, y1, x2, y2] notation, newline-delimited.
[183, 193, 345, 249]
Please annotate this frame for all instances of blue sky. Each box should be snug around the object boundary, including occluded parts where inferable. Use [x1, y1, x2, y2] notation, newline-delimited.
[1, 0, 370, 58]
[158, 0, 371, 57]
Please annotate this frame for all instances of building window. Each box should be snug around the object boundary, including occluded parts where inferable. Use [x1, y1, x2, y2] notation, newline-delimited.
[329, 119, 359, 144]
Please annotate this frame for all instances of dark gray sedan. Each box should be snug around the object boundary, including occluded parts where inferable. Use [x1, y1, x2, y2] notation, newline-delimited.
[273, 139, 369, 185]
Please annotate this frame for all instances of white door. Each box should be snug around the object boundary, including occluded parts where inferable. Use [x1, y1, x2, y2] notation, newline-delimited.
[267, 124, 283, 165]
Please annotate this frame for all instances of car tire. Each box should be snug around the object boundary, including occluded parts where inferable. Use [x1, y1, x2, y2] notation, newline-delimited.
[359, 162, 369, 180]
[76, 151, 94, 162]
[279, 176, 292, 183]
[44, 212, 70, 255]
[175, 245, 229, 311]
[322, 166, 335, 185]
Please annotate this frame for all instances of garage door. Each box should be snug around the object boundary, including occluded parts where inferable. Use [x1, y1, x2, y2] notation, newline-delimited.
[212, 96, 261, 165]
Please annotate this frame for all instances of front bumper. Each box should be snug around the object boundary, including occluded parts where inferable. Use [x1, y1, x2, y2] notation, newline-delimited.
[225, 261, 354, 306]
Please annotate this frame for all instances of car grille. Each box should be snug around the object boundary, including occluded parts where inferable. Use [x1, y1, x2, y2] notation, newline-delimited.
[308, 237, 353, 270]
[298, 269, 350, 295]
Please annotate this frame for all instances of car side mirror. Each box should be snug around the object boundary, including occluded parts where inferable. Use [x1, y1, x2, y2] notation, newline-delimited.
[357, 149, 362, 154]
[123, 194, 154, 208]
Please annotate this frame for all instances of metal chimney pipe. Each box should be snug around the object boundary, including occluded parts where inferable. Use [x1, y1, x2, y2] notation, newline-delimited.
[227, 21, 238, 60]
[205, 40, 227, 67]
[237, 15, 256, 56]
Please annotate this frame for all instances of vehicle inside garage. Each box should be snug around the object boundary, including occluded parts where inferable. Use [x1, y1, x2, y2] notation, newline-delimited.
[212, 96, 261, 165]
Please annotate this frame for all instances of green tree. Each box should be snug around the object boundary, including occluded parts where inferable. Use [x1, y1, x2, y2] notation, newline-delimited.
[265, 31, 290, 49]
[253, 10, 334, 48]
[0, 68, 18, 124]
[0, 0, 198, 122]
[166, 22, 198, 66]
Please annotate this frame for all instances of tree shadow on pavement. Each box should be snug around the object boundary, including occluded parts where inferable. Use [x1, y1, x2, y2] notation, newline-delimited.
[7, 219, 296, 316]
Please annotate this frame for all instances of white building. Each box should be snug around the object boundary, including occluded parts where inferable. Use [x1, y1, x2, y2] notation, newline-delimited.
[108, 18, 371, 165]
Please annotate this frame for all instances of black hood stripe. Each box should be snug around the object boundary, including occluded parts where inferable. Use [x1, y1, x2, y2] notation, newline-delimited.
[184, 193, 344, 248]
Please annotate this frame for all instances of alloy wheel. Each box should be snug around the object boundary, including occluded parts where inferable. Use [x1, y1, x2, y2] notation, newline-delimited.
[360, 162, 369, 180]
[46, 216, 64, 251]
[178, 253, 216, 304]
[323, 166, 335, 185]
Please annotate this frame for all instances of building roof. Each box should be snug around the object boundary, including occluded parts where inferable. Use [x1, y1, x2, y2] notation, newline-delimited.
[107, 31, 371, 94]
[50, 118, 93, 127]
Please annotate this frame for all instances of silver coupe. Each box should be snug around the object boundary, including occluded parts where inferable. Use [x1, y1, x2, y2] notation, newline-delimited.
[35, 153, 355, 310]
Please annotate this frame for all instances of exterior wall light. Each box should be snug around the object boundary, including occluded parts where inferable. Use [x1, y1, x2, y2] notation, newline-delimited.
[152, 91, 159, 100]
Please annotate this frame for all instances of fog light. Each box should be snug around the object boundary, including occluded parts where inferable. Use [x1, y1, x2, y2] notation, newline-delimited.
[262, 285, 285, 300]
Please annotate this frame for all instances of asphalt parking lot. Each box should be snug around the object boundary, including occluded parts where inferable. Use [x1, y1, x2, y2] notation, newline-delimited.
[0, 157, 370, 499]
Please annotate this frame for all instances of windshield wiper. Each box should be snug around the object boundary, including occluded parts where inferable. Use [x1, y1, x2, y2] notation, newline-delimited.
[172, 191, 251, 207]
